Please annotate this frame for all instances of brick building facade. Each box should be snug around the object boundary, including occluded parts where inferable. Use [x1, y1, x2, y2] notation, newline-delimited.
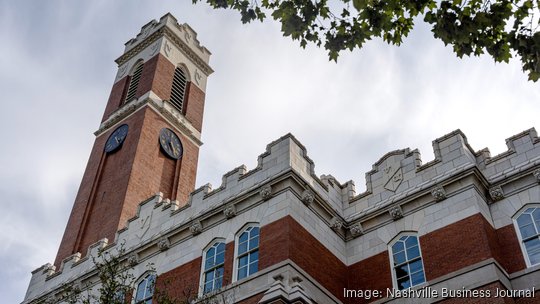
[23, 14, 540, 304]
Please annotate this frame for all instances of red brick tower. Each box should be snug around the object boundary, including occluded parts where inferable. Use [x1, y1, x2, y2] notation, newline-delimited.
[54, 14, 213, 267]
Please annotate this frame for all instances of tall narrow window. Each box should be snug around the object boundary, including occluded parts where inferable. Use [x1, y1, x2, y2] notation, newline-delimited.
[390, 235, 426, 290]
[170, 67, 187, 113]
[236, 226, 259, 280]
[202, 242, 225, 294]
[135, 273, 155, 304]
[124, 62, 144, 104]
[515, 207, 540, 266]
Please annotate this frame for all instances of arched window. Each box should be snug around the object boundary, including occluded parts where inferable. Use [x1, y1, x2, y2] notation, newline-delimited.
[515, 207, 540, 266]
[389, 234, 426, 290]
[170, 67, 188, 113]
[202, 241, 225, 294]
[235, 225, 259, 281]
[134, 273, 155, 304]
[124, 61, 144, 104]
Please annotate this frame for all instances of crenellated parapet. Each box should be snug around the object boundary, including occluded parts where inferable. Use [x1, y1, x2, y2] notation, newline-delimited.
[24, 128, 540, 303]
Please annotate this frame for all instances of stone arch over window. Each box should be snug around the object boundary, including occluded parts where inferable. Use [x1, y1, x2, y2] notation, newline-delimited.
[124, 59, 144, 104]
[388, 232, 426, 290]
[199, 238, 226, 295]
[170, 64, 190, 113]
[513, 203, 540, 267]
[134, 271, 156, 304]
[233, 223, 259, 282]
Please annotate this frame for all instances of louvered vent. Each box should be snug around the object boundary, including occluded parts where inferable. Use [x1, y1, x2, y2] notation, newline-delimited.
[124, 63, 144, 104]
[170, 67, 187, 113]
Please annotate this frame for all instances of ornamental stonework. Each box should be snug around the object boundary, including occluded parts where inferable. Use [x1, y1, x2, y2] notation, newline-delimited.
[349, 223, 364, 237]
[157, 238, 170, 251]
[330, 217, 343, 231]
[389, 206, 403, 220]
[260, 185, 272, 201]
[489, 186, 504, 201]
[301, 190, 315, 206]
[189, 220, 203, 235]
[223, 204, 236, 219]
[431, 185, 447, 202]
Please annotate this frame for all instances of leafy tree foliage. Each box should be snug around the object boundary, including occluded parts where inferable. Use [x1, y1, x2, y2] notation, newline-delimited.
[193, 0, 540, 81]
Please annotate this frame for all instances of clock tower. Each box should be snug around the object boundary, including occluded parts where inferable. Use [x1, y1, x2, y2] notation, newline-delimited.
[54, 14, 213, 267]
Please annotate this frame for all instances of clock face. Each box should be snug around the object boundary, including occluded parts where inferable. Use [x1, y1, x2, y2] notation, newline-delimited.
[104, 124, 129, 153]
[159, 128, 183, 160]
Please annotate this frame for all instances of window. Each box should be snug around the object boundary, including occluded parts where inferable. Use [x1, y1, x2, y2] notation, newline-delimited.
[515, 207, 540, 266]
[390, 234, 426, 290]
[134, 273, 155, 304]
[202, 241, 225, 294]
[124, 61, 144, 104]
[236, 226, 259, 280]
[170, 67, 188, 113]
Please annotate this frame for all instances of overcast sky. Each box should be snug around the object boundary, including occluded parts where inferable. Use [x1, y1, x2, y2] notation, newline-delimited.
[1, 1, 539, 303]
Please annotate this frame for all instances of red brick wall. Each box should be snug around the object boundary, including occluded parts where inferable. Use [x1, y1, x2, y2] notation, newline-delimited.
[137, 54, 175, 101]
[347, 251, 393, 303]
[156, 258, 202, 301]
[102, 76, 129, 122]
[496, 224, 526, 273]
[184, 83, 205, 132]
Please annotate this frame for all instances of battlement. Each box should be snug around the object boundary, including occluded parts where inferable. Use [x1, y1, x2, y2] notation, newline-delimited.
[25, 128, 540, 302]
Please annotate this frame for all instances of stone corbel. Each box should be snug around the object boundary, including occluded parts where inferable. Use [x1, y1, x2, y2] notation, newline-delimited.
[431, 185, 447, 202]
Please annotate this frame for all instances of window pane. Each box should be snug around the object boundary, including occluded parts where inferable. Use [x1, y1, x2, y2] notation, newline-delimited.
[393, 251, 406, 265]
[239, 255, 248, 267]
[216, 252, 225, 265]
[250, 250, 259, 262]
[518, 214, 533, 228]
[206, 270, 214, 281]
[521, 224, 537, 239]
[238, 266, 247, 280]
[251, 227, 259, 236]
[406, 245, 420, 259]
[239, 232, 248, 243]
[204, 282, 212, 294]
[525, 238, 540, 264]
[409, 259, 423, 274]
[135, 281, 146, 300]
[397, 276, 411, 290]
[392, 241, 404, 253]
[395, 264, 409, 279]
[529, 249, 540, 265]
[217, 242, 225, 253]
[249, 261, 258, 275]
[405, 236, 418, 248]
[249, 236, 259, 250]
[411, 270, 425, 286]
[239, 242, 248, 254]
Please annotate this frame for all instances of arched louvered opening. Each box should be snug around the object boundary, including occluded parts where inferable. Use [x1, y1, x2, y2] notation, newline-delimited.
[124, 62, 144, 104]
[170, 67, 188, 113]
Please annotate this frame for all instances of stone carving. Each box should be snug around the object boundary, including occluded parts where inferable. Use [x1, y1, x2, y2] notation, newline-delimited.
[301, 190, 315, 206]
[431, 185, 447, 202]
[194, 69, 202, 85]
[383, 161, 403, 192]
[349, 223, 364, 237]
[136, 214, 152, 239]
[150, 42, 160, 56]
[189, 220, 202, 235]
[184, 32, 192, 43]
[223, 204, 236, 219]
[534, 169, 540, 183]
[330, 217, 343, 231]
[164, 40, 172, 57]
[157, 238, 170, 251]
[260, 185, 272, 201]
[489, 186, 505, 201]
[127, 254, 138, 267]
[389, 206, 403, 220]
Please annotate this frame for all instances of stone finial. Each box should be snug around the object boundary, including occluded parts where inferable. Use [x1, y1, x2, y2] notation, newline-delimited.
[533, 169, 540, 183]
[349, 223, 364, 237]
[389, 206, 403, 220]
[301, 190, 315, 206]
[431, 185, 447, 202]
[157, 237, 170, 251]
[260, 185, 272, 201]
[330, 217, 343, 231]
[223, 204, 237, 219]
[489, 186, 504, 201]
[189, 220, 203, 235]
[127, 254, 138, 267]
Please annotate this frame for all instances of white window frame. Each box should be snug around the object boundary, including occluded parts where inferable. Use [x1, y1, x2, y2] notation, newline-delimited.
[133, 272, 156, 304]
[388, 232, 426, 290]
[232, 223, 260, 282]
[512, 203, 540, 268]
[198, 238, 226, 296]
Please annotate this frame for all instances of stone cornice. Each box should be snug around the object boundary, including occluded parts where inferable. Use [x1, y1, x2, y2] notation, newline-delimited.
[115, 27, 214, 76]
